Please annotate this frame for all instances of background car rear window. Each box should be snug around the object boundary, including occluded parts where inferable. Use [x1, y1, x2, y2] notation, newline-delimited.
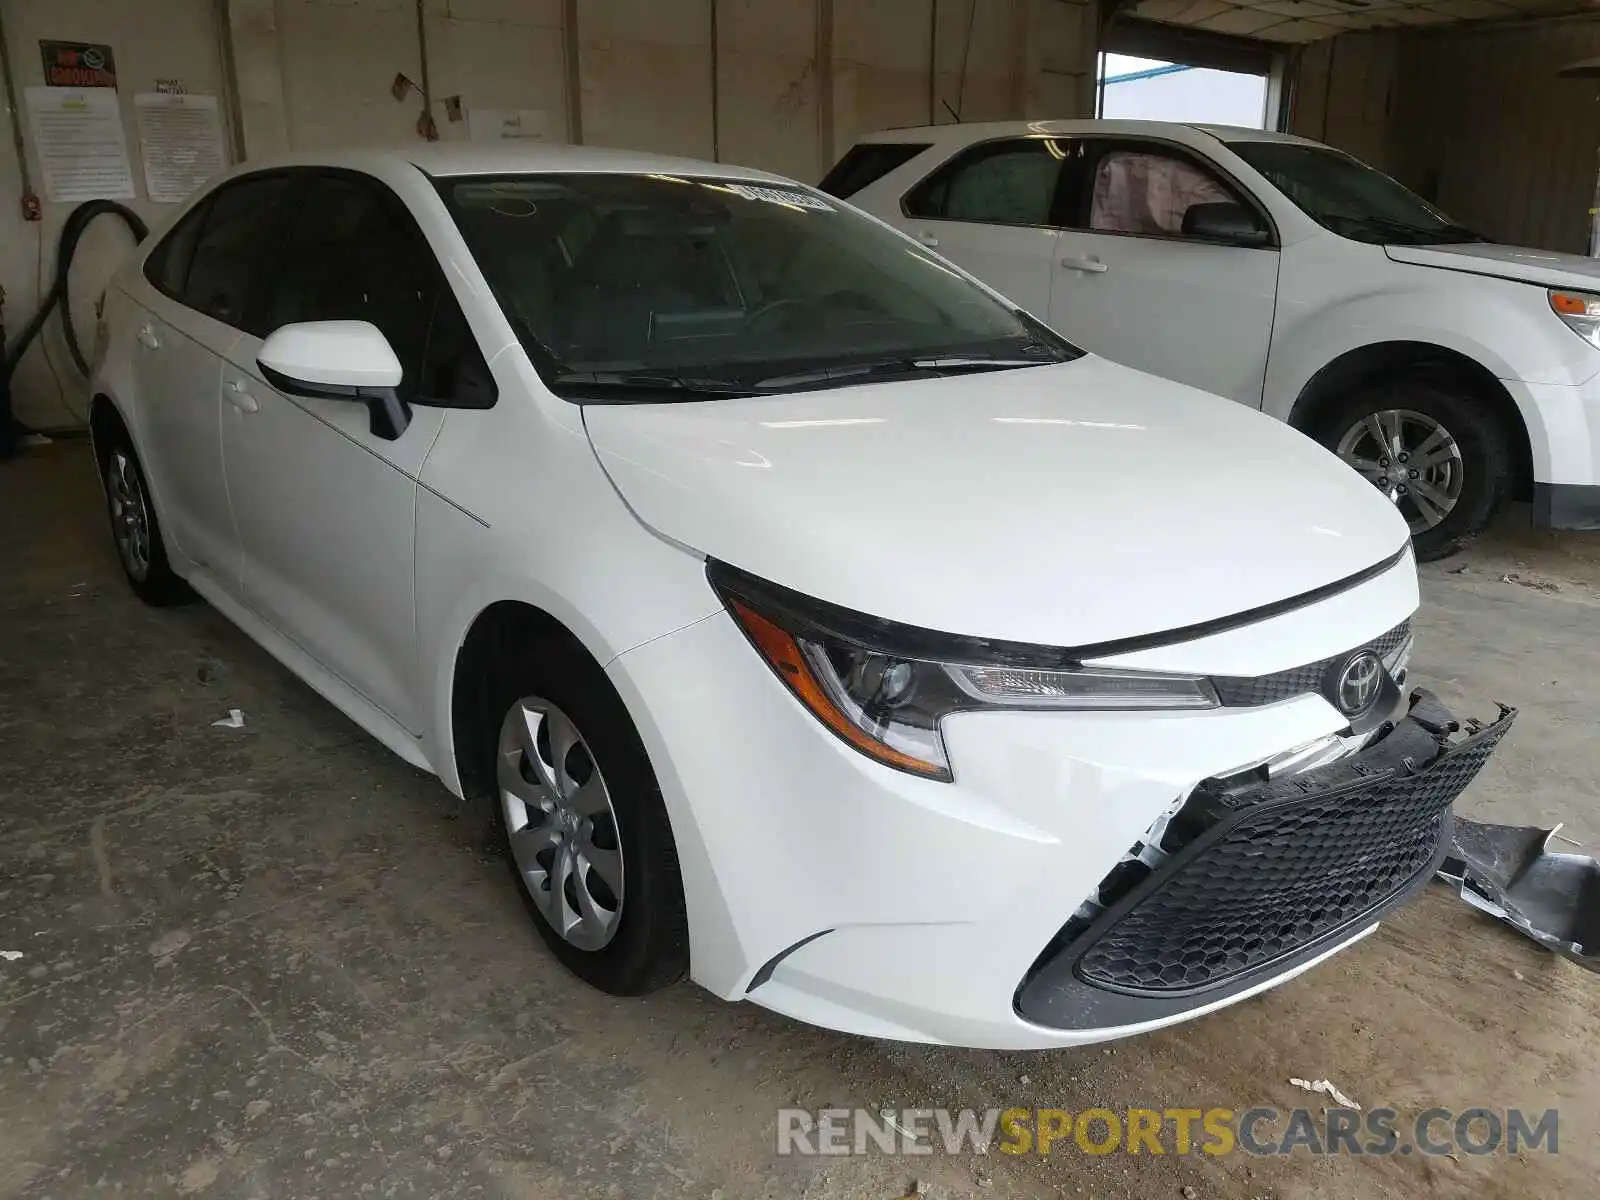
[904, 138, 1063, 226]
[819, 142, 929, 199]
[181, 175, 292, 328]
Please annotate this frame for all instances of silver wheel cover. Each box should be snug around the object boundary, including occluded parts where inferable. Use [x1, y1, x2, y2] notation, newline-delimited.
[497, 697, 625, 951]
[107, 449, 152, 581]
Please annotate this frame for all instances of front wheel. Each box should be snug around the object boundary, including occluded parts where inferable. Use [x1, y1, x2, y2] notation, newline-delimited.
[1318, 379, 1511, 562]
[485, 636, 688, 996]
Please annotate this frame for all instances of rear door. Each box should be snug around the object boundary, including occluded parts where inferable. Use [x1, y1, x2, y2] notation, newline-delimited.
[891, 136, 1069, 319]
[130, 173, 294, 587]
[1050, 138, 1279, 405]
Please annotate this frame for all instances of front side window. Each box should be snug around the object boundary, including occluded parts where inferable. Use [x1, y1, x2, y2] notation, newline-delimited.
[906, 138, 1064, 226]
[1088, 149, 1236, 237]
[182, 174, 293, 327]
[1229, 141, 1481, 246]
[269, 174, 493, 407]
[440, 172, 1079, 398]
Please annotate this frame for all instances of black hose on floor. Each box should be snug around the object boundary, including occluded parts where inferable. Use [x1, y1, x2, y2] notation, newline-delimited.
[0, 200, 149, 459]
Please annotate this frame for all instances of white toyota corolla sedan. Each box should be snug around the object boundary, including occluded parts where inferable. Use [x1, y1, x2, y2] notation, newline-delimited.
[90, 145, 1511, 1049]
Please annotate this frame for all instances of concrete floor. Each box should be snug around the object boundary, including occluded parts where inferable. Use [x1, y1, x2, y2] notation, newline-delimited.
[2, 441, 1597, 1200]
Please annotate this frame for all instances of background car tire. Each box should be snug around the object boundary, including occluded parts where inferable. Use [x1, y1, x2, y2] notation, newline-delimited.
[95, 421, 195, 606]
[484, 633, 688, 996]
[1315, 377, 1511, 562]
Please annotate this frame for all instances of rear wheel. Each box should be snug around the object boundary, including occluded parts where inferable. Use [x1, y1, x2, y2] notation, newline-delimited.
[485, 636, 688, 995]
[1318, 378, 1510, 562]
[98, 424, 193, 606]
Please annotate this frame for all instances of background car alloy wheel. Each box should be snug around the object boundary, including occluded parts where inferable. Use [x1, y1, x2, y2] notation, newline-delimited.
[497, 696, 625, 952]
[1335, 408, 1464, 534]
[107, 448, 152, 582]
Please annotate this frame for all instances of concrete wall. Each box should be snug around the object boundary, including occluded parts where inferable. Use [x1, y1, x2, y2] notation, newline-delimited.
[1, 0, 1096, 428]
[1, 0, 229, 430]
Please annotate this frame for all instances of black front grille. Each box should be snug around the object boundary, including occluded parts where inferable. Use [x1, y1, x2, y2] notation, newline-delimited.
[1212, 621, 1410, 707]
[1071, 698, 1511, 996]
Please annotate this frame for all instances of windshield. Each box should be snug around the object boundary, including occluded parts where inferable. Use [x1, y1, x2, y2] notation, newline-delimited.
[437, 172, 1079, 398]
[1229, 142, 1482, 246]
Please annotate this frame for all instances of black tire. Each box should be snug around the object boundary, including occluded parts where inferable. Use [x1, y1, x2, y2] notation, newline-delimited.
[1314, 377, 1511, 562]
[95, 420, 194, 606]
[483, 633, 688, 996]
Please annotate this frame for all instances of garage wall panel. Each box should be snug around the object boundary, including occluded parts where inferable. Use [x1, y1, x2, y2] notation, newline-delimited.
[1289, 29, 1397, 170]
[715, 0, 825, 182]
[1388, 20, 1600, 254]
[277, 0, 566, 150]
[580, 0, 714, 160]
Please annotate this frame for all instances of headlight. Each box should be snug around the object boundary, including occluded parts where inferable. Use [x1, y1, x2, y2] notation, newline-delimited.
[710, 562, 1217, 781]
[1549, 289, 1600, 350]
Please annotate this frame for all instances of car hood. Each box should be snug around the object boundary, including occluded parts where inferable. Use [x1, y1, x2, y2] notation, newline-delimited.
[583, 357, 1411, 647]
[1386, 242, 1600, 291]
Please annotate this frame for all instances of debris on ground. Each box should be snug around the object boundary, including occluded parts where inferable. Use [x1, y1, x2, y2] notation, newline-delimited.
[210, 708, 246, 729]
[0, 950, 22, 962]
[1499, 571, 1561, 592]
[1436, 818, 1599, 970]
[1182, 1187, 1199, 1199]
[1288, 1077, 1361, 1109]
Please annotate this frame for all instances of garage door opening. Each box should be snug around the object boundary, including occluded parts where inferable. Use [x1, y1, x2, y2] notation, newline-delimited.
[1096, 53, 1269, 128]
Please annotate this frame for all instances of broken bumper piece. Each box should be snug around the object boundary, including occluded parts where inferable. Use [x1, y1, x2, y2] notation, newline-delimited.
[1437, 818, 1600, 971]
[1017, 689, 1515, 1030]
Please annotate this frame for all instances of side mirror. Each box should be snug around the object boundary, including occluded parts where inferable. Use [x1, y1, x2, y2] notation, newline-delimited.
[1181, 202, 1271, 247]
[257, 321, 412, 441]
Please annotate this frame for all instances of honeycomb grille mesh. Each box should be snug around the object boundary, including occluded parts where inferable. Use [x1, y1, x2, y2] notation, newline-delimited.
[1075, 723, 1501, 995]
[1212, 621, 1410, 708]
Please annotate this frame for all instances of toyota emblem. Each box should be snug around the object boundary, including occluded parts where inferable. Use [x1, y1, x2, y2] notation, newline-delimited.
[1335, 651, 1383, 716]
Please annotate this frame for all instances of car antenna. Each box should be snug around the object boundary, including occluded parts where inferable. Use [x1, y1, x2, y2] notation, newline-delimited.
[941, 98, 961, 123]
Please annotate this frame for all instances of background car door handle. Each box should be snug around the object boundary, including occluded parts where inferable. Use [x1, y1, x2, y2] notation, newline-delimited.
[1061, 256, 1109, 274]
[915, 231, 939, 248]
[224, 379, 259, 413]
[137, 325, 160, 350]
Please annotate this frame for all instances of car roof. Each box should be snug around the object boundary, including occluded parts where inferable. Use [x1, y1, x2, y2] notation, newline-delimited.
[854, 118, 1324, 148]
[224, 142, 799, 185]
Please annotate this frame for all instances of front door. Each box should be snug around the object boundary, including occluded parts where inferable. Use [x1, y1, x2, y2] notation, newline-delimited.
[1049, 139, 1279, 406]
[893, 136, 1068, 319]
[218, 171, 453, 733]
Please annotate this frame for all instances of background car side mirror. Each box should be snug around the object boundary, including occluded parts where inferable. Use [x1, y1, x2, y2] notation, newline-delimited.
[1181, 202, 1271, 248]
[257, 321, 412, 441]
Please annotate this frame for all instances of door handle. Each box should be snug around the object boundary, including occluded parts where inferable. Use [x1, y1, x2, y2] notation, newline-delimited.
[914, 230, 940, 248]
[224, 378, 259, 413]
[137, 324, 160, 350]
[1060, 256, 1109, 274]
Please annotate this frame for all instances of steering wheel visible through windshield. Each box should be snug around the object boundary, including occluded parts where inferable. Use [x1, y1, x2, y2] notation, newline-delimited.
[1228, 142, 1482, 247]
[437, 172, 1079, 399]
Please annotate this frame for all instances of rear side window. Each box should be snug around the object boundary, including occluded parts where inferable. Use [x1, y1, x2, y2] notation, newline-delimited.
[183, 174, 293, 328]
[819, 143, 929, 199]
[143, 202, 210, 299]
[904, 138, 1065, 226]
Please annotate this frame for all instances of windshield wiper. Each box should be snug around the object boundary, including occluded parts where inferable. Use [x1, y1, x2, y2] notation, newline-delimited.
[754, 354, 1057, 392]
[550, 371, 758, 401]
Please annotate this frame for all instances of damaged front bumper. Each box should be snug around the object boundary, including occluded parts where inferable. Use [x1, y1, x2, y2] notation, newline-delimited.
[1017, 689, 1516, 1030]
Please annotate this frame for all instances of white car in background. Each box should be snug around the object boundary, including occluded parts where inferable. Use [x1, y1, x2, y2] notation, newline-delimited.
[90, 145, 1509, 1049]
[830, 119, 1600, 559]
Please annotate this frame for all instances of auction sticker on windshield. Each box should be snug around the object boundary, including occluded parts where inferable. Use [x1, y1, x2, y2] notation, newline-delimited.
[726, 183, 833, 210]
